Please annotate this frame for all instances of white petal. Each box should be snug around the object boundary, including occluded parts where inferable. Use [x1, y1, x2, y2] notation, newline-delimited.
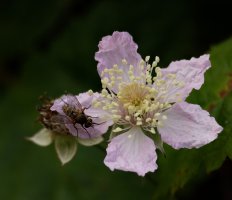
[158, 102, 223, 149]
[104, 127, 157, 176]
[55, 134, 77, 165]
[27, 128, 53, 146]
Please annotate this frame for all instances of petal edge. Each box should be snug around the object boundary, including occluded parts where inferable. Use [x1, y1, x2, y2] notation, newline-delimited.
[104, 127, 157, 176]
[158, 102, 223, 149]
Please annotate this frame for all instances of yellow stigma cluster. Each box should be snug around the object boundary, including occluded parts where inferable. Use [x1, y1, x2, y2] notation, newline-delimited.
[93, 56, 185, 134]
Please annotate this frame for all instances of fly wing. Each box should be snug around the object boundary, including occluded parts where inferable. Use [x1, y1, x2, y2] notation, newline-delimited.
[50, 114, 79, 136]
[63, 94, 82, 110]
[50, 114, 73, 125]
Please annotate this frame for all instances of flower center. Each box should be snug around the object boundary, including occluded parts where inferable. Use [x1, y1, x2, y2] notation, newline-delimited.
[93, 56, 185, 134]
[118, 82, 149, 107]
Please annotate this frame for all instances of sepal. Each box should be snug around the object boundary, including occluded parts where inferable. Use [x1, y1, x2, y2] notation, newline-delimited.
[55, 134, 77, 165]
[27, 128, 53, 146]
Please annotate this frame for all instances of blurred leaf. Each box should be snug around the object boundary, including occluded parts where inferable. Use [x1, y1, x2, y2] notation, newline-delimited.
[0, 0, 68, 57]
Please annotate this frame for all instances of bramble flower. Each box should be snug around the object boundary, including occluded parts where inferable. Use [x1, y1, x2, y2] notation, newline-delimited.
[28, 92, 112, 165]
[94, 31, 223, 176]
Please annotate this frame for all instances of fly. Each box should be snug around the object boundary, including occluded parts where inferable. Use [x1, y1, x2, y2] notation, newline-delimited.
[51, 95, 101, 137]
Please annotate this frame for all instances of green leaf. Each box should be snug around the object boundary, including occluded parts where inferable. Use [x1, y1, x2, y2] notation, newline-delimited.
[55, 134, 77, 165]
[0, 0, 69, 57]
[78, 136, 104, 147]
[203, 94, 232, 172]
[27, 128, 53, 146]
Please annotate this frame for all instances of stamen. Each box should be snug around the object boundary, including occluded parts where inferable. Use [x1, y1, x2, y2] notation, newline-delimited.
[88, 89, 93, 95]
[146, 118, 152, 122]
[145, 56, 150, 62]
[125, 115, 131, 121]
[122, 59, 127, 65]
[155, 56, 160, 63]
[98, 56, 182, 136]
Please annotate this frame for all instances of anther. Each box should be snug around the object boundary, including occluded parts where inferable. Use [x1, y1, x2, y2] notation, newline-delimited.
[136, 121, 143, 126]
[125, 115, 131, 121]
[155, 56, 160, 63]
[122, 59, 127, 65]
[145, 56, 150, 62]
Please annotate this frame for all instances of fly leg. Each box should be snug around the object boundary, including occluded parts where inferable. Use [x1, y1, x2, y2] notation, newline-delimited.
[81, 125, 91, 138]
[73, 124, 79, 137]
[92, 121, 106, 126]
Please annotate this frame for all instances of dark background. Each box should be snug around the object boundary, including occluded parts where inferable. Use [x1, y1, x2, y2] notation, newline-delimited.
[0, 0, 232, 199]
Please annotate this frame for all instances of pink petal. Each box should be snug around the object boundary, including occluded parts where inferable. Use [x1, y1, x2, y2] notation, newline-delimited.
[50, 96, 67, 115]
[159, 54, 211, 102]
[95, 31, 143, 88]
[158, 102, 223, 149]
[104, 127, 158, 176]
[81, 92, 113, 138]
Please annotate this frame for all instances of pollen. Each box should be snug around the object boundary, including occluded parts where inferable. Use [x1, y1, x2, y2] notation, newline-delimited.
[118, 82, 150, 108]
